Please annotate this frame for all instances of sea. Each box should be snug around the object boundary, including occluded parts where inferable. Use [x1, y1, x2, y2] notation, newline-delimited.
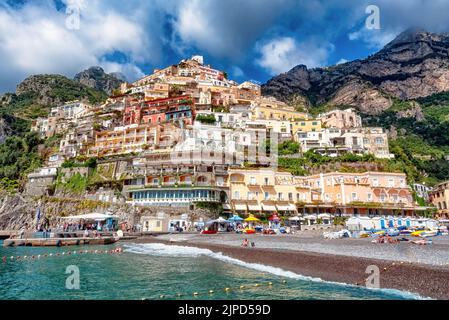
[0, 241, 423, 300]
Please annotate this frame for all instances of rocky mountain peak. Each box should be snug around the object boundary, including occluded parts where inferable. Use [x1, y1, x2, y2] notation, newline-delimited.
[74, 66, 125, 95]
[262, 29, 449, 115]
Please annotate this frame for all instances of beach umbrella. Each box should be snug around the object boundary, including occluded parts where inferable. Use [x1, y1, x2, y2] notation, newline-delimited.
[228, 215, 244, 222]
[244, 214, 260, 222]
[268, 214, 280, 222]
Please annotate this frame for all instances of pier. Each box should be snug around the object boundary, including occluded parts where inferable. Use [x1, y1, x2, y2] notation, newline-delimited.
[3, 237, 118, 247]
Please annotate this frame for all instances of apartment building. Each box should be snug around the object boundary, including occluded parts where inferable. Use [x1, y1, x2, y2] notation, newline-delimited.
[88, 123, 181, 157]
[228, 169, 421, 217]
[295, 127, 393, 159]
[319, 108, 362, 129]
[429, 181, 449, 216]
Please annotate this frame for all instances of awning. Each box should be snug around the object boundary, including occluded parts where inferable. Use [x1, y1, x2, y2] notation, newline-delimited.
[62, 213, 119, 221]
[276, 204, 297, 211]
[248, 204, 262, 211]
[262, 204, 276, 211]
[234, 204, 248, 211]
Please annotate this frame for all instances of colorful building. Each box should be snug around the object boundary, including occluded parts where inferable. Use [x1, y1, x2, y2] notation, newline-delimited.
[429, 181, 449, 217]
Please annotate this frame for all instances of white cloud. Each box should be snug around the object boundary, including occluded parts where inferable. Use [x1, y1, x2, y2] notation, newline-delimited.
[256, 37, 334, 75]
[336, 58, 349, 65]
[0, 0, 164, 93]
[348, 28, 400, 49]
[171, 0, 293, 59]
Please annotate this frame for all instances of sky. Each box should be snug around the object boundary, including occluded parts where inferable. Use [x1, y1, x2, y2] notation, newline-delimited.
[2, 0, 449, 93]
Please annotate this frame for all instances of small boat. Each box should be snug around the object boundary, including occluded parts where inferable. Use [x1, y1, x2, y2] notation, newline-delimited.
[387, 228, 400, 237]
[420, 230, 438, 238]
[201, 230, 218, 235]
[243, 228, 256, 235]
[411, 230, 426, 237]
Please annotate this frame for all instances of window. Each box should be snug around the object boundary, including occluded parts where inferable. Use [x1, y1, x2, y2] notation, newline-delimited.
[247, 192, 253, 200]
[264, 177, 269, 185]
[337, 193, 341, 200]
[288, 193, 293, 201]
[375, 137, 384, 145]
[234, 191, 240, 200]
[352, 193, 357, 201]
[278, 193, 284, 201]
[367, 193, 372, 201]
[388, 178, 394, 187]
[372, 178, 379, 187]
[250, 177, 256, 185]
[264, 192, 270, 201]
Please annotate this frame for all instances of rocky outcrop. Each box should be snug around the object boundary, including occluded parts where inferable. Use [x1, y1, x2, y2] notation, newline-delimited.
[262, 28, 449, 114]
[74, 67, 125, 95]
[0, 118, 12, 144]
[0, 193, 216, 231]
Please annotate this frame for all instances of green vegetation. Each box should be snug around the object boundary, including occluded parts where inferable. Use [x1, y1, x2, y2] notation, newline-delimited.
[0, 133, 42, 181]
[56, 173, 89, 194]
[61, 158, 97, 169]
[278, 141, 300, 155]
[195, 114, 216, 124]
[0, 177, 20, 193]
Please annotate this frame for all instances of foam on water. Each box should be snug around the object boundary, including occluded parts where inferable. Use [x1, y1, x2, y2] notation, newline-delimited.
[124, 243, 427, 300]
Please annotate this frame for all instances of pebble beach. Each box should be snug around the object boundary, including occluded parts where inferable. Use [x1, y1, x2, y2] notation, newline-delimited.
[133, 232, 449, 299]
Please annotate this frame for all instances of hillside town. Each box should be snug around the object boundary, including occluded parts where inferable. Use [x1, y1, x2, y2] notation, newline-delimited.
[27, 55, 448, 231]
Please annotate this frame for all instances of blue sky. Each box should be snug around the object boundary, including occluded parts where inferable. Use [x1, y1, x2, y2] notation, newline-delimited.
[1, 0, 449, 93]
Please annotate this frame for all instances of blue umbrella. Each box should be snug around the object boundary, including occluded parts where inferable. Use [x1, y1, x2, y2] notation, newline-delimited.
[228, 215, 244, 222]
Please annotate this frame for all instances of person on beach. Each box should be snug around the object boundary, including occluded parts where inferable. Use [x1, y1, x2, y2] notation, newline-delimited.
[19, 226, 26, 239]
[241, 238, 249, 247]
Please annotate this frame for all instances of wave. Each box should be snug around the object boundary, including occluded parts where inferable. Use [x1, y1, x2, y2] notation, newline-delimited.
[123, 243, 427, 300]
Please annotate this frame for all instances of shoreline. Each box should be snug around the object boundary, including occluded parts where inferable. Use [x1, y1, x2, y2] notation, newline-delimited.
[130, 236, 449, 300]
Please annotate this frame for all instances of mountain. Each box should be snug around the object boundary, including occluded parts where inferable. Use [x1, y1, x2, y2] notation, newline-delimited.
[74, 66, 125, 95]
[262, 28, 449, 115]
[0, 74, 108, 138]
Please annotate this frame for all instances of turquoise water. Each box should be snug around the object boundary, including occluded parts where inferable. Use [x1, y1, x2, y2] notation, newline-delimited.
[0, 241, 420, 300]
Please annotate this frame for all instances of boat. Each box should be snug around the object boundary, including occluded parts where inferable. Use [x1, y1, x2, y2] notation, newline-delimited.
[420, 230, 438, 238]
[411, 230, 426, 237]
[3, 237, 119, 247]
[243, 228, 256, 235]
[387, 228, 400, 236]
[201, 230, 218, 235]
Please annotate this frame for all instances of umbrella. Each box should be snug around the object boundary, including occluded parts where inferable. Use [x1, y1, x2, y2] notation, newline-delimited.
[244, 214, 260, 222]
[228, 215, 244, 222]
[269, 214, 280, 222]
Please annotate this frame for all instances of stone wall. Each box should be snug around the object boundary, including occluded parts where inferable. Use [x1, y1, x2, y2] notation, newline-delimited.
[0, 192, 218, 231]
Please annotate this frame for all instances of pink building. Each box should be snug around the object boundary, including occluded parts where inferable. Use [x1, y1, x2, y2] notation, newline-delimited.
[304, 172, 419, 216]
[319, 108, 362, 129]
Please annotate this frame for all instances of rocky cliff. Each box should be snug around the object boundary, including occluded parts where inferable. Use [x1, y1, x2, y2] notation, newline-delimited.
[262, 29, 449, 115]
[74, 66, 125, 95]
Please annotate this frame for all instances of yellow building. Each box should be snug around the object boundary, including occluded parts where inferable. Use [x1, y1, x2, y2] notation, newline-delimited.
[89, 123, 179, 157]
[251, 105, 308, 122]
[228, 168, 317, 215]
[228, 168, 424, 217]
[291, 119, 322, 134]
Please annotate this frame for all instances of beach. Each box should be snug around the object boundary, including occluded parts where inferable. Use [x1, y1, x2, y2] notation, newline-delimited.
[131, 232, 449, 300]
